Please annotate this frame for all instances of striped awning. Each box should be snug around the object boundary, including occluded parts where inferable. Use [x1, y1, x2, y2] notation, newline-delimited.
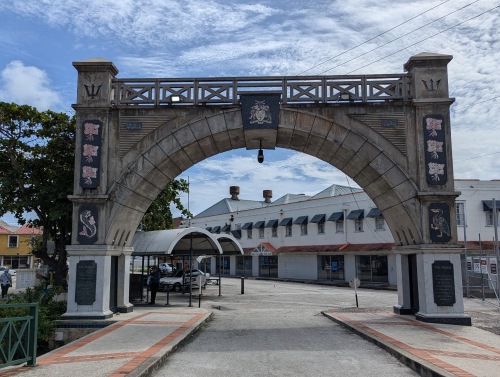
[310, 214, 326, 223]
[241, 222, 253, 230]
[254, 221, 265, 228]
[265, 219, 279, 228]
[293, 216, 308, 225]
[346, 209, 364, 220]
[328, 212, 344, 221]
[482, 200, 500, 211]
[279, 218, 293, 226]
[366, 208, 382, 218]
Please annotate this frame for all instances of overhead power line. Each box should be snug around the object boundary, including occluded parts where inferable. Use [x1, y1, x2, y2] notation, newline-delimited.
[319, 0, 480, 75]
[344, 3, 500, 74]
[296, 0, 452, 75]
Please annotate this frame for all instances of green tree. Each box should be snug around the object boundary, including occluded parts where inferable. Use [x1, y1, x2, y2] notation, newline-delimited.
[0, 102, 74, 286]
[140, 178, 192, 231]
[0, 102, 191, 285]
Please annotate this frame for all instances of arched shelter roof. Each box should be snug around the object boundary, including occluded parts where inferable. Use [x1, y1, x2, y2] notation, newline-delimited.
[214, 234, 244, 255]
[131, 227, 222, 257]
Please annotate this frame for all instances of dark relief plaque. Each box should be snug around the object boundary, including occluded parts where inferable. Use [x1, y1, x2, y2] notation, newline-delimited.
[75, 260, 97, 305]
[240, 94, 280, 130]
[429, 203, 451, 243]
[423, 114, 447, 185]
[432, 260, 456, 306]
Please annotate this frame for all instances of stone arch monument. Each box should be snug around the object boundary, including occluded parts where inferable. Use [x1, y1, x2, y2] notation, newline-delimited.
[65, 52, 470, 325]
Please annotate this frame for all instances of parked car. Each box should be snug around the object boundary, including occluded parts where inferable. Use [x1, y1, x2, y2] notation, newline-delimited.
[159, 269, 209, 292]
[159, 263, 174, 274]
[0, 266, 16, 276]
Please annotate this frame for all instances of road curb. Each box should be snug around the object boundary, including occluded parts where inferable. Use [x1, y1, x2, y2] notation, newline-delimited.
[322, 312, 456, 377]
[129, 311, 213, 377]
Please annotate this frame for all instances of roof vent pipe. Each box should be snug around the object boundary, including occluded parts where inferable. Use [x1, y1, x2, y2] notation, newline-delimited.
[230, 186, 240, 200]
[263, 190, 272, 203]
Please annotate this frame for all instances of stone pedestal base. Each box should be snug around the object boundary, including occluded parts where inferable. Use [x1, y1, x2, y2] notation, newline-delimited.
[393, 305, 413, 315]
[117, 304, 134, 313]
[395, 247, 471, 326]
[61, 311, 114, 320]
[415, 312, 471, 326]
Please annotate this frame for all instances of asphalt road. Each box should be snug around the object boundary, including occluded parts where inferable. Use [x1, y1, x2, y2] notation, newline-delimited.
[153, 278, 420, 377]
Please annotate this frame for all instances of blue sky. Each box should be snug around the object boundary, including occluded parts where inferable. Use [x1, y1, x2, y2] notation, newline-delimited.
[1, 0, 499, 223]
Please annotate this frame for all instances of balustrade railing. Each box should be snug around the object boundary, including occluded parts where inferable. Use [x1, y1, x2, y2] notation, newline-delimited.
[113, 74, 411, 106]
[0, 303, 38, 368]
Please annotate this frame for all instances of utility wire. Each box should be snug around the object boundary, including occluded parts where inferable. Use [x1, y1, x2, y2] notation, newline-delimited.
[455, 151, 500, 163]
[296, 0, 452, 75]
[459, 95, 500, 110]
[319, 0, 480, 75]
[344, 3, 500, 74]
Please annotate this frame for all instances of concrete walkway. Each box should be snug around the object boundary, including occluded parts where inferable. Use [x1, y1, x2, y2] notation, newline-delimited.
[323, 310, 500, 377]
[0, 288, 498, 377]
[0, 306, 211, 377]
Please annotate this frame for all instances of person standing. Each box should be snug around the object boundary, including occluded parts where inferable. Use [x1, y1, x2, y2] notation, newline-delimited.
[1, 268, 12, 298]
[147, 265, 161, 305]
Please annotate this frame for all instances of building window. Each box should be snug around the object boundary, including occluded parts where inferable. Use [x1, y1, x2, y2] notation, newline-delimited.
[356, 255, 388, 283]
[456, 202, 465, 226]
[285, 224, 292, 237]
[375, 216, 385, 231]
[8, 235, 18, 248]
[485, 211, 498, 226]
[259, 227, 264, 239]
[300, 223, 308, 236]
[336, 220, 344, 233]
[272, 227, 278, 237]
[317, 222, 325, 234]
[247, 229, 252, 239]
[354, 219, 363, 232]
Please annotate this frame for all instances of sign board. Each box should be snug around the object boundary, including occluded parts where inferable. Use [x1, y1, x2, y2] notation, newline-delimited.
[432, 261, 456, 306]
[349, 277, 360, 289]
[16, 270, 37, 289]
[75, 260, 97, 305]
[466, 257, 472, 271]
[473, 258, 481, 273]
[480, 258, 488, 274]
[490, 258, 498, 275]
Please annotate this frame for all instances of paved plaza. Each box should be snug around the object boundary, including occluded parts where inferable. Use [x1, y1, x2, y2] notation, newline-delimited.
[0, 278, 498, 377]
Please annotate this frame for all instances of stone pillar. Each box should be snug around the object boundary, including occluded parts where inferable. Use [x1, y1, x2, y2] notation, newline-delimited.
[394, 253, 411, 314]
[394, 53, 470, 325]
[117, 249, 133, 313]
[64, 59, 133, 319]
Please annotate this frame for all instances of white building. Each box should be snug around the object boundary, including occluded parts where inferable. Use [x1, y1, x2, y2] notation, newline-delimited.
[183, 180, 500, 288]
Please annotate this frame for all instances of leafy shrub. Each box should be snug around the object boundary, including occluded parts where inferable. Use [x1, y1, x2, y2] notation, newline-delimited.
[0, 284, 66, 354]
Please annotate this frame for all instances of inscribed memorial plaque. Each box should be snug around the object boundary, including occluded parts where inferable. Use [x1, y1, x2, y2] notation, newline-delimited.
[432, 260, 456, 306]
[75, 260, 97, 305]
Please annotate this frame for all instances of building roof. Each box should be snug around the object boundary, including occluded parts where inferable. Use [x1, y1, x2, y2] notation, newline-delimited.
[195, 198, 267, 217]
[0, 220, 18, 233]
[194, 184, 364, 218]
[271, 194, 310, 205]
[0, 221, 42, 235]
[311, 184, 362, 199]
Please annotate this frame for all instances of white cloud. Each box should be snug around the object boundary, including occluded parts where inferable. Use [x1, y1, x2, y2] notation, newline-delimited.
[175, 150, 354, 216]
[0, 61, 61, 110]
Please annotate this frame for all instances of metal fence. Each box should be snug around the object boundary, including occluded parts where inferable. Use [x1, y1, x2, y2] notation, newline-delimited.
[461, 253, 499, 304]
[0, 303, 38, 368]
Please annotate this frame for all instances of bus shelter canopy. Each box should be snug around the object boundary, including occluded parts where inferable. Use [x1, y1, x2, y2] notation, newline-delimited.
[131, 227, 223, 257]
[214, 234, 244, 256]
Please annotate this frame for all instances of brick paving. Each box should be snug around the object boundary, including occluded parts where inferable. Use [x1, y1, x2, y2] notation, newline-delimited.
[323, 311, 500, 377]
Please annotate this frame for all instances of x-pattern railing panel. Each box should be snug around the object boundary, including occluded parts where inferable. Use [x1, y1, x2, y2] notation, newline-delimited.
[113, 74, 410, 106]
[0, 304, 38, 368]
